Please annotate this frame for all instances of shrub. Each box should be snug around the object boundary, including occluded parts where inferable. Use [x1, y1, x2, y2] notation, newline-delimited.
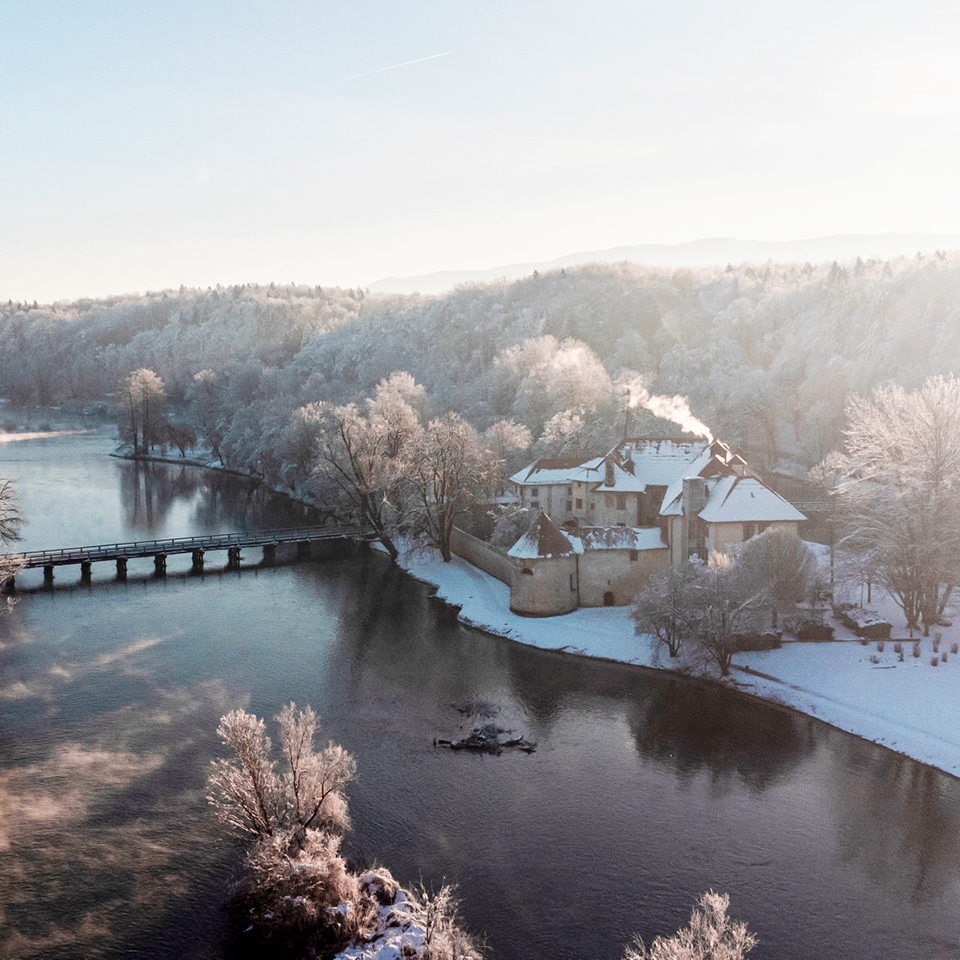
[622, 890, 757, 960]
[208, 704, 482, 959]
[952, 643, 958, 655]
[913, 642, 922, 658]
[784, 615, 834, 642]
[942, 651, 948, 662]
[859, 638, 869, 646]
[893, 642, 903, 654]
[869, 654, 880, 664]
[729, 631, 782, 652]
[876, 640, 885, 652]
[932, 657, 940, 667]
[934, 632, 942, 653]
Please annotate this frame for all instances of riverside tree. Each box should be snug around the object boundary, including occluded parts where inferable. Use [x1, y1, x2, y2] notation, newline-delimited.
[819, 375, 960, 633]
[632, 552, 767, 676]
[118, 368, 165, 454]
[735, 528, 817, 629]
[631, 561, 703, 659]
[311, 372, 425, 560]
[405, 412, 502, 562]
[0, 478, 24, 597]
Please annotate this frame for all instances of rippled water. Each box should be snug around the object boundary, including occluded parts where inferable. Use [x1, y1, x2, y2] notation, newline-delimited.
[1, 430, 959, 960]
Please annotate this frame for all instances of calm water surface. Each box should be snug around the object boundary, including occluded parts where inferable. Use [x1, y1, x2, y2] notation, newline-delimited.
[1, 430, 959, 960]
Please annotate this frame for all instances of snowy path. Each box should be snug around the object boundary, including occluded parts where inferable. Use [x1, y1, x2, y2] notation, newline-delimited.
[399, 548, 960, 779]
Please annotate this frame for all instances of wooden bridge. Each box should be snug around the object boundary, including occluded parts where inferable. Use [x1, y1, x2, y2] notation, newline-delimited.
[1, 524, 375, 589]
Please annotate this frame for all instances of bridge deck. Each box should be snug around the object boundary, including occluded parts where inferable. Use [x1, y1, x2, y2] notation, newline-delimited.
[4, 524, 374, 569]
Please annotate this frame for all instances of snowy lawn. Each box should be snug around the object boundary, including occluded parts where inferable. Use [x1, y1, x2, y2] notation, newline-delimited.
[397, 545, 960, 779]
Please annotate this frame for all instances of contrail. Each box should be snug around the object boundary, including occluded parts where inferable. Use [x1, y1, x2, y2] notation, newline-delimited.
[327, 51, 451, 86]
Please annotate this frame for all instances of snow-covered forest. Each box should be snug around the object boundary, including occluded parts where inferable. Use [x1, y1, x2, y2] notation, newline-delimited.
[3, 254, 960, 491]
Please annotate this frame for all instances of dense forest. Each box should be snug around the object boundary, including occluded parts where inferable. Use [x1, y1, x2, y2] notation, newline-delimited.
[2, 254, 959, 496]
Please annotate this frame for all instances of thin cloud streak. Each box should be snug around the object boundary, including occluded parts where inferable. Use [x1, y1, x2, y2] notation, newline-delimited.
[326, 51, 451, 86]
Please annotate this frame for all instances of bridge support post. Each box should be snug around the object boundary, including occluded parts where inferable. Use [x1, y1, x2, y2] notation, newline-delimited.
[43, 565, 54, 587]
[80, 561, 92, 584]
[262, 543, 276, 566]
[191, 549, 204, 573]
[2, 575, 14, 594]
[154, 554, 167, 577]
[227, 546, 241, 570]
[296, 540, 311, 561]
[116, 558, 127, 581]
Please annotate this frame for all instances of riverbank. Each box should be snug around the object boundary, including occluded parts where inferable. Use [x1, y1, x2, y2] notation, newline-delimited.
[396, 545, 960, 780]
[119, 445, 960, 780]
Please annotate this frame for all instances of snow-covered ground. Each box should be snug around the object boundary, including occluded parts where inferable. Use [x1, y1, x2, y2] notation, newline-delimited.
[397, 545, 960, 780]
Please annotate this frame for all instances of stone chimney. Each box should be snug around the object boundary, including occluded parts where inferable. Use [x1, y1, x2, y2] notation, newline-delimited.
[605, 457, 615, 486]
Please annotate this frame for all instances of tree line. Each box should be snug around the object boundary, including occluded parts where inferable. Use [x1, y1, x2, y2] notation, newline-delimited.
[6, 254, 960, 486]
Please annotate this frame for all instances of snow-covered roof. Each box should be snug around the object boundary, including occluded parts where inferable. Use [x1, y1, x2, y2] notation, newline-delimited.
[697, 475, 807, 524]
[579, 526, 667, 551]
[613, 438, 710, 486]
[509, 457, 586, 487]
[592, 460, 648, 493]
[508, 513, 584, 559]
[659, 446, 717, 515]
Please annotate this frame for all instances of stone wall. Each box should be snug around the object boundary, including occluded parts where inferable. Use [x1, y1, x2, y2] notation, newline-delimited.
[450, 527, 515, 586]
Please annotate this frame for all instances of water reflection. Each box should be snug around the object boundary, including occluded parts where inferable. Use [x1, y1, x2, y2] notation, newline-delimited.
[627, 678, 814, 792]
[2, 433, 960, 960]
[831, 741, 960, 902]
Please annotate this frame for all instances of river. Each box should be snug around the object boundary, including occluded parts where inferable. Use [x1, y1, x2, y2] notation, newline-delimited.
[1, 427, 959, 960]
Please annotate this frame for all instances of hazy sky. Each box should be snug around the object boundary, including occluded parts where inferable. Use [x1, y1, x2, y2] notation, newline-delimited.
[4, 0, 960, 302]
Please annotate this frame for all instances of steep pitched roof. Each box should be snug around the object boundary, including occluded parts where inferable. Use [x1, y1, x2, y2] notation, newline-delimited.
[697, 476, 807, 523]
[508, 512, 584, 559]
[612, 438, 710, 485]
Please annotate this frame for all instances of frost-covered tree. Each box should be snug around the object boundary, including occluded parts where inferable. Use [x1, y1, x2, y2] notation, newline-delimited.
[311, 373, 426, 560]
[0, 479, 24, 598]
[187, 369, 226, 463]
[691, 552, 767, 676]
[207, 703, 354, 848]
[404, 412, 501, 562]
[736, 528, 817, 629]
[623, 891, 757, 960]
[118, 368, 165, 454]
[631, 561, 702, 658]
[821, 375, 960, 633]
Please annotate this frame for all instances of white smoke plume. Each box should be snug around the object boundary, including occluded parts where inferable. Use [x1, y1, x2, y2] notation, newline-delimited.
[622, 377, 714, 442]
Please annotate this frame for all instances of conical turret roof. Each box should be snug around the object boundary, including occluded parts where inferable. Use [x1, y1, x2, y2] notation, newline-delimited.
[508, 512, 583, 559]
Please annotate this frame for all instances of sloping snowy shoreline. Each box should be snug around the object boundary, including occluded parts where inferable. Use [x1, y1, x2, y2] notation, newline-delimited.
[395, 546, 960, 780]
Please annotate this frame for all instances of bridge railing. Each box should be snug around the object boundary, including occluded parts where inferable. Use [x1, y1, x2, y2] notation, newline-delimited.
[2, 524, 375, 569]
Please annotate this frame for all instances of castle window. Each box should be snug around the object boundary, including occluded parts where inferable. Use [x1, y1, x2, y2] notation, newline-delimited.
[576, 498, 582, 509]
[530, 487, 539, 497]
[569, 574, 575, 592]
[531, 501, 539, 511]
[567, 486, 573, 495]
[616, 494, 626, 511]
[567, 501, 573, 512]
[522, 567, 534, 576]
[629, 549, 638, 562]
[743, 523, 755, 540]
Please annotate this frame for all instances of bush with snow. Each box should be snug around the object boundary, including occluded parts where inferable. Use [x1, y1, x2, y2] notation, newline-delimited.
[208, 703, 482, 959]
[622, 890, 757, 960]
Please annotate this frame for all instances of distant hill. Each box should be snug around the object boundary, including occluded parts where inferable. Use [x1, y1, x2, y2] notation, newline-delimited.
[368, 233, 960, 295]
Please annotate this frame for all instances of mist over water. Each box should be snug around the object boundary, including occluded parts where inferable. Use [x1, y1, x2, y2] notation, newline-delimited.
[1, 430, 959, 960]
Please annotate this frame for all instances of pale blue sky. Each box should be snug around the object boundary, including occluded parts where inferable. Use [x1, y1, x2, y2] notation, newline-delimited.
[3, 0, 960, 301]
